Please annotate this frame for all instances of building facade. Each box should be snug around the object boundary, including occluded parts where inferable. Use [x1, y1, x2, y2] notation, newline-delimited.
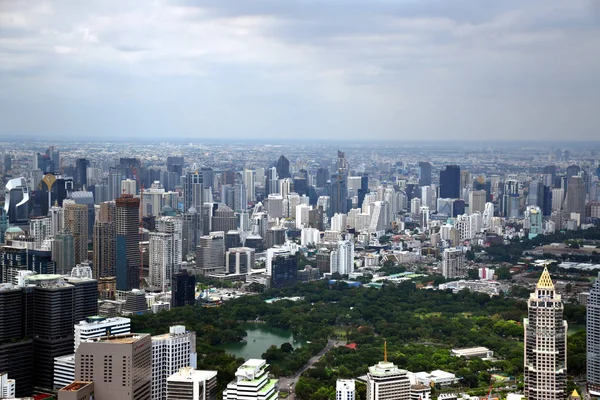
[587, 273, 600, 397]
[524, 268, 567, 400]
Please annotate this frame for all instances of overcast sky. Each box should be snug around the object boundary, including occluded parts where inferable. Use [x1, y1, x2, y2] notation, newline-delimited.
[1, 0, 599, 142]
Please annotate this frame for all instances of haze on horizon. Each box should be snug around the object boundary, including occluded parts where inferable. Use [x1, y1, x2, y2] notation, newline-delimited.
[1, 0, 600, 142]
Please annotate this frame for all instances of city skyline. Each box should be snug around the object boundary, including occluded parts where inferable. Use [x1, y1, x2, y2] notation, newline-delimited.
[2, 0, 600, 142]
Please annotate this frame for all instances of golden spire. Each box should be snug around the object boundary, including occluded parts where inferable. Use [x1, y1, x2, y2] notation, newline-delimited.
[384, 341, 387, 362]
[536, 266, 555, 290]
[571, 389, 580, 398]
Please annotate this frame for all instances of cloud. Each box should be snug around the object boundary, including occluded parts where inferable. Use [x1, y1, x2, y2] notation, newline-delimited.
[0, 0, 599, 141]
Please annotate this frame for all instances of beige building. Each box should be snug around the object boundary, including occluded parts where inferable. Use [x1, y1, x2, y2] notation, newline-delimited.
[75, 333, 152, 400]
[366, 344, 411, 400]
[64, 203, 89, 264]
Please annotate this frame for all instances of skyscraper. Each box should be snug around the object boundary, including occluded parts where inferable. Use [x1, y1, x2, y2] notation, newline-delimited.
[195, 232, 225, 275]
[211, 204, 238, 233]
[116, 194, 140, 291]
[330, 240, 354, 275]
[243, 169, 255, 203]
[93, 202, 116, 280]
[64, 203, 88, 265]
[271, 254, 298, 288]
[4, 177, 30, 224]
[587, 273, 600, 397]
[184, 167, 203, 212]
[74, 158, 89, 189]
[418, 162, 432, 187]
[439, 165, 460, 199]
[565, 176, 586, 222]
[524, 268, 567, 400]
[276, 155, 290, 179]
[149, 232, 174, 292]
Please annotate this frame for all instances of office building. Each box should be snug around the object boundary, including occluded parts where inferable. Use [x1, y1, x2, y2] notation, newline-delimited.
[64, 203, 88, 264]
[30, 216, 52, 249]
[196, 232, 225, 275]
[587, 273, 600, 397]
[172, 270, 196, 308]
[54, 316, 131, 390]
[565, 176, 586, 223]
[151, 326, 197, 400]
[226, 247, 255, 275]
[185, 167, 204, 212]
[223, 359, 278, 400]
[468, 190, 486, 215]
[212, 205, 238, 233]
[366, 344, 411, 400]
[4, 177, 30, 224]
[93, 208, 116, 280]
[301, 228, 320, 247]
[525, 206, 543, 238]
[244, 169, 255, 203]
[271, 254, 298, 289]
[166, 367, 218, 400]
[76, 333, 152, 400]
[524, 268, 567, 400]
[276, 155, 290, 179]
[116, 194, 140, 291]
[336, 379, 355, 400]
[418, 162, 432, 187]
[442, 248, 465, 279]
[439, 165, 460, 199]
[143, 181, 165, 217]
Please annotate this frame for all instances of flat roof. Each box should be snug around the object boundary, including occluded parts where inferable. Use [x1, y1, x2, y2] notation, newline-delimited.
[60, 381, 93, 392]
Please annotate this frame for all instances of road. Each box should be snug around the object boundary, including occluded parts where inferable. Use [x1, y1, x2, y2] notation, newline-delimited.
[278, 339, 341, 400]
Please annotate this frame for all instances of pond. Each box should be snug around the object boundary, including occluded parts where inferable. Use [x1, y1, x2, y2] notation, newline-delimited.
[218, 323, 305, 360]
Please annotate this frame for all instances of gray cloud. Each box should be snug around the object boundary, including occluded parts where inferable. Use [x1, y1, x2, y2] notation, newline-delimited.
[0, 0, 599, 141]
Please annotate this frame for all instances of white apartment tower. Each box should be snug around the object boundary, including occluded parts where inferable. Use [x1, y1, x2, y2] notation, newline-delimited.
[223, 359, 278, 400]
[336, 379, 356, 400]
[524, 268, 567, 400]
[149, 232, 174, 292]
[152, 326, 198, 400]
[330, 240, 354, 275]
[442, 248, 466, 278]
[588, 273, 600, 397]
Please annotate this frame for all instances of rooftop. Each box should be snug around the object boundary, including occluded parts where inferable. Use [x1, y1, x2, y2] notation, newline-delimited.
[60, 381, 93, 392]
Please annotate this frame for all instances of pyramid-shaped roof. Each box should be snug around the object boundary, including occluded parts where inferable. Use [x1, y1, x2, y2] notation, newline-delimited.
[536, 266, 555, 290]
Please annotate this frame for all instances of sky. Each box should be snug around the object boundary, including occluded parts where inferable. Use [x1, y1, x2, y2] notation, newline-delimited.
[1, 0, 600, 142]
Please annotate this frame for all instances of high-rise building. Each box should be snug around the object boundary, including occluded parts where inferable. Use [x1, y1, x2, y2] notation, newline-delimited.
[4, 177, 30, 224]
[195, 232, 225, 275]
[439, 165, 460, 199]
[172, 270, 196, 308]
[184, 168, 203, 212]
[524, 268, 567, 400]
[1, 372, 16, 399]
[276, 155, 290, 179]
[336, 379, 355, 400]
[366, 344, 411, 400]
[54, 316, 131, 390]
[330, 240, 354, 275]
[151, 326, 197, 400]
[121, 179, 137, 196]
[587, 273, 600, 397]
[75, 333, 152, 400]
[143, 181, 165, 217]
[166, 367, 218, 400]
[225, 247, 255, 275]
[211, 205, 238, 233]
[565, 176, 586, 222]
[64, 203, 88, 265]
[271, 254, 298, 289]
[418, 162, 432, 187]
[525, 206, 543, 239]
[243, 169, 255, 203]
[116, 195, 140, 291]
[468, 190, 486, 215]
[442, 248, 465, 278]
[149, 232, 174, 292]
[223, 359, 278, 400]
[75, 158, 89, 189]
[30, 216, 52, 249]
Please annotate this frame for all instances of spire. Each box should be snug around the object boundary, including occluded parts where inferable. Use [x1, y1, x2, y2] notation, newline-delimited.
[384, 341, 387, 362]
[536, 266, 555, 290]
